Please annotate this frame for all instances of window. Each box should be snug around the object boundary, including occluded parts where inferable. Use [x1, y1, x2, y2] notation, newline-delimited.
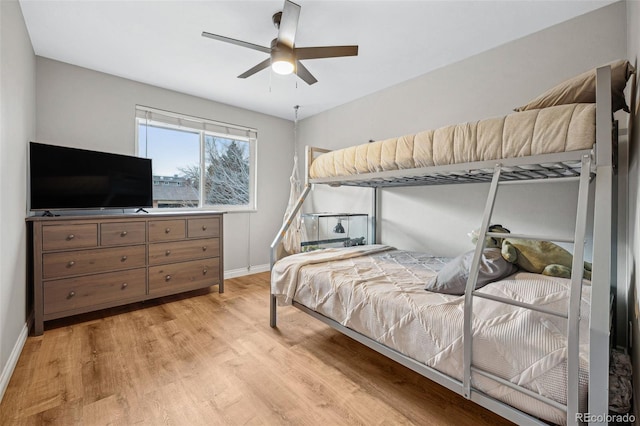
[136, 106, 257, 211]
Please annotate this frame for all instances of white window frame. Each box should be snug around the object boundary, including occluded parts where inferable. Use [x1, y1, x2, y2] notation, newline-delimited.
[135, 105, 258, 212]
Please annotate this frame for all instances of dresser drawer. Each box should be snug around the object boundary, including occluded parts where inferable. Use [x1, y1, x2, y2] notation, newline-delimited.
[43, 245, 146, 279]
[148, 258, 220, 296]
[149, 219, 186, 242]
[187, 217, 220, 238]
[148, 238, 219, 265]
[44, 268, 146, 316]
[42, 224, 98, 251]
[101, 221, 146, 246]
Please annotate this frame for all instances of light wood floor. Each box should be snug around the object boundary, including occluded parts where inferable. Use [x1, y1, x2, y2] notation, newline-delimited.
[0, 272, 513, 425]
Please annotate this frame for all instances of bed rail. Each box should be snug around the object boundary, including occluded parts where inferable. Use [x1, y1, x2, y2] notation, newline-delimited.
[269, 183, 312, 327]
[307, 149, 592, 188]
[589, 64, 614, 425]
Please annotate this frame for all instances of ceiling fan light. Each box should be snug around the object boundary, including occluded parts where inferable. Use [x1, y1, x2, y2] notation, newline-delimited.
[271, 46, 295, 75]
[272, 59, 295, 75]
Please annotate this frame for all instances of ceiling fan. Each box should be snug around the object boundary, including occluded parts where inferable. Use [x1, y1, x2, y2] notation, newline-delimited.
[201, 0, 358, 85]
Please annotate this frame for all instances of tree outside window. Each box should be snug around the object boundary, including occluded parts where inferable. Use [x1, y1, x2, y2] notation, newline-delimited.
[178, 136, 251, 206]
[136, 109, 256, 211]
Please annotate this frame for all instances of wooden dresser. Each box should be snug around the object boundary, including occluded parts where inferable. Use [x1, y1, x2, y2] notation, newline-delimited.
[27, 212, 224, 335]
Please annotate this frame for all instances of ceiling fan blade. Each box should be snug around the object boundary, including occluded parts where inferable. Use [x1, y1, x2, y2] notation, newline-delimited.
[294, 45, 359, 60]
[202, 31, 271, 54]
[295, 61, 318, 85]
[238, 58, 272, 79]
[277, 0, 301, 49]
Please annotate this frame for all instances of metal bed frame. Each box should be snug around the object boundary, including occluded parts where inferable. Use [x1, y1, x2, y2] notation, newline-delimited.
[269, 66, 616, 426]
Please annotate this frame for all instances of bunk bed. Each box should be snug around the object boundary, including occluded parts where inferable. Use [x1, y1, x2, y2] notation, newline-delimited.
[270, 63, 632, 425]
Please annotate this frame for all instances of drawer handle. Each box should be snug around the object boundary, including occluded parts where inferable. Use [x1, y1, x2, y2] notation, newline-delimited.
[68, 291, 76, 298]
[67, 261, 76, 267]
[203, 268, 208, 274]
[202, 225, 207, 231]
[121, 231, 128, 237]
[165, 275, 172, 281]
[202, 246, 207, 251]
[165, 228, 171, 234]
[122, 282, 128, 289]
[67, 234, 75, 240]
[121, 256, 128, 262]
[165, 250, 171, 256]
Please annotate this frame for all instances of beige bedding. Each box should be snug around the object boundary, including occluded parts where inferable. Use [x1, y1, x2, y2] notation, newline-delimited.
[309, 103, 595, 179]
[272, 248, 589, 425]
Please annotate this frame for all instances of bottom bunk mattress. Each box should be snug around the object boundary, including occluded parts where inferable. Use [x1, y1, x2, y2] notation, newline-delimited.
[271, 245, 590, 425]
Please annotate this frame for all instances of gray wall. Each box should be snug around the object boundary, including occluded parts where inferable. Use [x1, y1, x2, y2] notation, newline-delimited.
[0, 0, 36, 398]
[625, 0, 640, 421]
[298, 2, 627, 258]
[35, 58, 293, 273]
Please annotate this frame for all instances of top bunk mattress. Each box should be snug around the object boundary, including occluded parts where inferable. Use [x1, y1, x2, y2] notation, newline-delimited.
[309, 103, 595, 180]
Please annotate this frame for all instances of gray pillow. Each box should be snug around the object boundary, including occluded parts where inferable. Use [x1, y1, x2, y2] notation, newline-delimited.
[425, 248, 517, 295]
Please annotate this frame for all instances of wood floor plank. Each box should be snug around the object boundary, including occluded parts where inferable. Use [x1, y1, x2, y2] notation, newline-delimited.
[0, 272, 513, 425]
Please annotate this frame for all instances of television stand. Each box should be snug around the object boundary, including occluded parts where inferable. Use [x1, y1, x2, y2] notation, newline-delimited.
[41, 211, 57, 217]
[135, 208, 149, 213]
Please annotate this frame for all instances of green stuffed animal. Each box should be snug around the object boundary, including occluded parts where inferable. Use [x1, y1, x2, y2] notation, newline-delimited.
[500, 238, 592, 280]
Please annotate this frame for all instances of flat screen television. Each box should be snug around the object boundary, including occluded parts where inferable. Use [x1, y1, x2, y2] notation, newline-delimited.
[29, 142, 153, 212]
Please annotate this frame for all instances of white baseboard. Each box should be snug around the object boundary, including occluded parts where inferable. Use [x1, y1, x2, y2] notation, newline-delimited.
[224, 264, 270, 280]
[0, 323, 28, 403]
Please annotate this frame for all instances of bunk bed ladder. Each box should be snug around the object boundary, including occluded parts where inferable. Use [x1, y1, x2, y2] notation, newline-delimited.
[462, 153, 592, 425]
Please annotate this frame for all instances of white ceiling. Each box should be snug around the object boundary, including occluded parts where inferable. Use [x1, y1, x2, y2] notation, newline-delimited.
[20, 0, 613, 121]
